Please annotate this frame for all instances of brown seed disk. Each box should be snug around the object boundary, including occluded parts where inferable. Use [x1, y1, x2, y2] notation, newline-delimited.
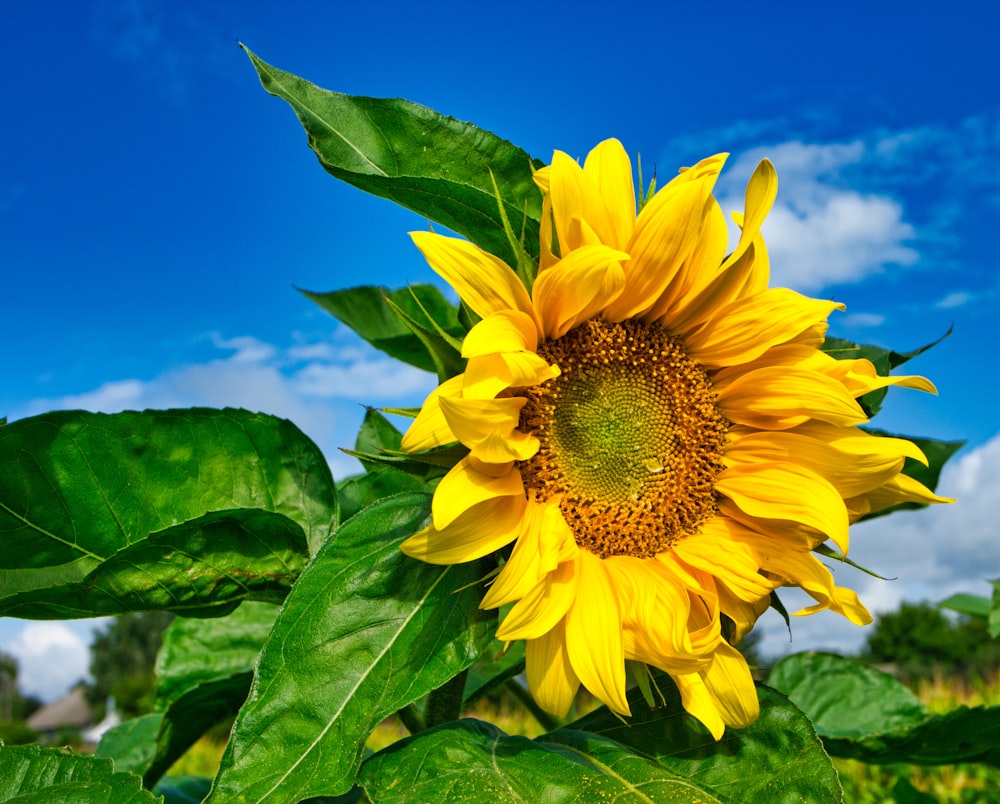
[518, 319, 728, 558]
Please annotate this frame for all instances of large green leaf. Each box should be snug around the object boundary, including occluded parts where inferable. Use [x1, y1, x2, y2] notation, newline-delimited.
[569, 677, 842, 802]
[244, 46, 544, 268]
[155, 602, 277, 709]
[95, 714, 163, 775]
[0, 744, 159, 803]
[206, 492, 495, 802]
[769, 651, 1000, 765]
[0, 510, 305, 619]
[359, 718, 719, 803]
[0, 409, 337, 600]
[300, 284, 464, 376]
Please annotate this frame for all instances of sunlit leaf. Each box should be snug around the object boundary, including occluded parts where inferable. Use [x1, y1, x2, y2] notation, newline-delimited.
[0, 409, 337, 603]
[0, 744, 159, 802]
[244, 46, 543, 268]
[569, 676, 841, 802]
[300, 284, 463, 375]
[206, 492, 495, 802]
[0, 510, 306, 619]
[359, 718, 719, 803]
[769, 651, 1000, 765]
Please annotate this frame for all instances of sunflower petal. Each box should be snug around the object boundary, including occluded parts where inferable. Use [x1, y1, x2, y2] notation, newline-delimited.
[532, 244, 629, 339]
[411, 231, 538, 325]
[564, 551, 631, 715]
[439, 395, 538, 462]
[582, 138, 635, 249]
[548, 150, 618, 252]
[400, 374, 463, 451]
[433, 457, 524, 530]
[717, 462, 850, 554]
[700, 642, 760, 729]
[525, 620, 580, 717]
[498, 557, 579, 641]
[401, 495, 527, 565]
[462, 310, 539, 356]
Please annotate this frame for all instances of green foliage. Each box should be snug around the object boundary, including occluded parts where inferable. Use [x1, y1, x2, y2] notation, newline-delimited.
[0, 49, 974, 804]
[0, 743, 159, 802]
[861, 601, 1000, 681]
[243, 46, 544, 271]
[770, 652, 1000, 766]
[941, 578, 1000, 639]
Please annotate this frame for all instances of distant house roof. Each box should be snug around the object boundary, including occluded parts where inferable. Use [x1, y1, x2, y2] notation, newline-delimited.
[26, 686, 93, 731]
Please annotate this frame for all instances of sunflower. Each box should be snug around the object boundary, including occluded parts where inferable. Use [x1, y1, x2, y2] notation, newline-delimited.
[399, 139, 949, 738]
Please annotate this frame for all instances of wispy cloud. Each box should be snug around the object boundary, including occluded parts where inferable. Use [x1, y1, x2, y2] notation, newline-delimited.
[936, 291, 973, 309]
[14, 331, 437, 481]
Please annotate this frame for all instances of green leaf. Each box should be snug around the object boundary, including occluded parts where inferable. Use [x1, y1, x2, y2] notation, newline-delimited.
[769, 651, 1000, 765]
[381, 293, 465, 382]
[0, 509, 306, 619]
[568, 677, 842, 802]
[300, 284, 463, 374]
[336, 470, 426, 522]
[360, 718, 720, 803]
[145, 672, 254, 787]
[206, 492, 495, 802]
[95, 713, 163, 775]
[0, 409, 337, 600]
[939, 592, 992, 619]
[155, 602, 277, 709]
[243, 46, 544, 268]
[821, 329, 950, 417]
[461, 639, 525, 709]
[0, 744, 160, 802]
[991, 578, 1000, 639]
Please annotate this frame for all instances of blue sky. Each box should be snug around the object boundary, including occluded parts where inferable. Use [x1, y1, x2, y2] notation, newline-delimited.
[3, 0, 999, 700]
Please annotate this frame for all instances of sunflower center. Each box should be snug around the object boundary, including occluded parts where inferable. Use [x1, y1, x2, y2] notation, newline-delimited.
[518, 319, 728, 559]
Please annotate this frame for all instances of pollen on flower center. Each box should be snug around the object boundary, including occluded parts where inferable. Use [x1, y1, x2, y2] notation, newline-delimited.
[518, 319, 728, 559]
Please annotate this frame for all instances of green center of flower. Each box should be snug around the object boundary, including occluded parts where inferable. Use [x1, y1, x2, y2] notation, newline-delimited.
[519, 319, 728, 559]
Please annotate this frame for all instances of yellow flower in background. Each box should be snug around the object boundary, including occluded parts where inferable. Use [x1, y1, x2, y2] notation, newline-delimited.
[399, 139, 950, 739]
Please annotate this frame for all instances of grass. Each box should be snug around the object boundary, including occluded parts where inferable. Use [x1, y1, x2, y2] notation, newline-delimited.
[167, 672, 1000, 801]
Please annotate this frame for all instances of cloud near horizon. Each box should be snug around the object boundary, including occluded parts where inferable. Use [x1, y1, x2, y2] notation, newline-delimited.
[13, 330, 438, 481]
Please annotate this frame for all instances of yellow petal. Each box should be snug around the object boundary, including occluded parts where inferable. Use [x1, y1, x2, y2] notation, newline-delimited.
[532, 244, 629, 340]
[438, 395, 538, 462]
[725, 427, 920, 498]
[716, 462, 850, 554]
[700, 642, 760, 729]
[720, 158, 777, 276]
[673, 673, 726, 740]
[497, 557, 578, 641]
[401, 495, 527, 564]
[462, 351, 559, 399]
[410, 231, 538, 325]
[480, 499, 578, 609]
[400, 374, 464, 452]
[525, 620, 580, 717]
[432, 457, 524, 530]
[548, 150, 618, 252]
[605, 154, 728, 322]
[564, 551, 630, 715]
[684, 289, 843, 369]
[582, 138, 635, 249]
[849, 472, 954, 515]
[672, 523, 773, 602]
[462, 310, 539, 357]
[716, 366, 868, 430]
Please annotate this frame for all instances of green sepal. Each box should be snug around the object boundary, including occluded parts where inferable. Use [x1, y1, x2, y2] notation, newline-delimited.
[813, 542, 894, 580]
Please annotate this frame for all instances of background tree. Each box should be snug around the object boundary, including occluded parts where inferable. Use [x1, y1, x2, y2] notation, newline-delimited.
[88, 612, 174, 718]
[861, 601, 1000, 682]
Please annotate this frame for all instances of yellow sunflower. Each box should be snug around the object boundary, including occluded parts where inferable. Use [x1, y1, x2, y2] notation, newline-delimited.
[399, 139, 950, 738]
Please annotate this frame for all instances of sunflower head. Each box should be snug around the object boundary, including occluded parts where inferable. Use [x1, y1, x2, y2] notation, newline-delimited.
[399, 139, 950, 738]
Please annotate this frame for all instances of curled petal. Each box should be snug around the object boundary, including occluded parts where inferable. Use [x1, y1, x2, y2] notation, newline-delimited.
[401, 495, 527, 565]
[433, 457, 523, 530]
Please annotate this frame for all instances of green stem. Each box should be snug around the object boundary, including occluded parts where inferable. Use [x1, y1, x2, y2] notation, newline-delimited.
[506, 679, 560, 733]
[425, 668, 469, 729]
[398, 703, 425, 735]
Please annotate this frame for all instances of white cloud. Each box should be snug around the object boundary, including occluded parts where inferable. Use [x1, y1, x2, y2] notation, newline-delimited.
[840, 312, 886, 328]
[936, 291, 973, 309]
[760, 432, 1000, 659]
[7, 623, 93, 702]
[14, 330, 438, 482]
[719, 142, 918, 291]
